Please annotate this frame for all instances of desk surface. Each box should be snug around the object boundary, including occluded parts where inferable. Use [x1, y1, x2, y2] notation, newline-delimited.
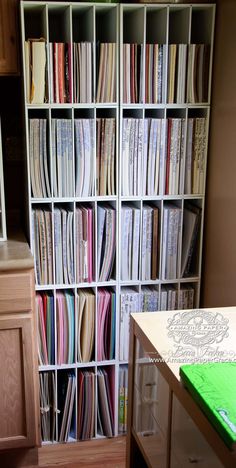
[131, 308, 236, 467]
[132, 307, 236, 381]
[0, 232, 33, 271]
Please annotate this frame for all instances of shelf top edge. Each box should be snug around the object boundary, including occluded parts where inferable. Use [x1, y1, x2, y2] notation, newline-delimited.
[21, 1, 119, 8]
[121, 2, 216, 7]
[21, 1, 216, 8]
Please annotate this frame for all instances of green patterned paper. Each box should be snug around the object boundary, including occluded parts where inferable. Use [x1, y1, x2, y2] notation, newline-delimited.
[180, 362, 236, 449]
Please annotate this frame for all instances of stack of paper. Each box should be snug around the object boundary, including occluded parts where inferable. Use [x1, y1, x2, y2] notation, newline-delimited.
[39, 372, 56, 442]
[179, 284, 195, 309]
[123, 43, 143, 104]
[96, 43, 116, 103]
[160, 285, 177, 311]
[76, 205, 94, 284]
[97, 205, 116, 282]
[120, 288, 141, 361]
[122, 118, 143, 196]
[187, 44, 210, 103]
[143, 118, 167, 196]
[121, 205, 140, 281]
[141, 204, 159, 281]
[49, 43, 72, 103]
[167, 44, 187, 104]
[97, 289, 116, 361]
[122, 118, 167, 197]
[120, 287, 161, 361]
[165, 118, 186, 195]
[78, 370, 95, 440]
[176, 44, 187, 103]
[162, 204, 181, 280]
[185, 118, 207, 195]
[29, 119, 51, 198]
[25, 39, 47, 104]
[121, 201, 182, 283]
[51, 119, 74, 197]
[140, 286, 159, 312]
[74, 42, 93, 103]
[57, 372, 76, 442]
[181, 203, 201, 277]
[96, 118, 116, 196]
[97, 368, 114, 437]
[75, 119, 95, 197]
[145, 44, 166, 104]
[118, 366, 128, 434]
[36, 292, 55, 366]
[77, 289, 95, 363]
[54, 208, 74, 285]
[121, 285, 194, 320]
[167, 44, 177, 104]
[32, 209, 53, 285]
[56, 291, 75, 365]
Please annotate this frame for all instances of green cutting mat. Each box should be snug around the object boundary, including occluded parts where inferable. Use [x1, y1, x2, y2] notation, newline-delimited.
[180, 362, 236, 450]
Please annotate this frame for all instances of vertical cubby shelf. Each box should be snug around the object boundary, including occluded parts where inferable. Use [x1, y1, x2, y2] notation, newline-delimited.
[22, 1, 119, 444]
[21, 2, 215, 443]
[118, 2, 215, 436]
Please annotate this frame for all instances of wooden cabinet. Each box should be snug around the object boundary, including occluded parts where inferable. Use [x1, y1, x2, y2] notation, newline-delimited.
[0, 271, 38, 450]
[0, 0, 19, 75]
[0, 236, 39, 466]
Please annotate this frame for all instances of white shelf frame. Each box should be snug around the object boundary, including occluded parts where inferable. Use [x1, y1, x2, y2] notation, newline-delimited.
[21, 1, 215, 444]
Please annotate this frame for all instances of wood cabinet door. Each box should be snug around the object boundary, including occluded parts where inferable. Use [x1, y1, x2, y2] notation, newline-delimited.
[0, 0, 19, 74]
[0, 315, 37, 450]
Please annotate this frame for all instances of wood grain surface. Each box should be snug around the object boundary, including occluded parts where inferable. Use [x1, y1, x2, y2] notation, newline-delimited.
[0, 327, 25, 438]
[35, 437, 126, 468]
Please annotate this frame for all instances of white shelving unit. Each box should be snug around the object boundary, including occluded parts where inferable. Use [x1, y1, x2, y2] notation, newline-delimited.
[21, 1, 215, 444]
[119, 2, 215, 309]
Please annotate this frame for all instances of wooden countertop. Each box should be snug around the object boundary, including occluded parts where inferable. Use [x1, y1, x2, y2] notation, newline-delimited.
[0, 232, 34, 271]
[132, 307, 236, 382]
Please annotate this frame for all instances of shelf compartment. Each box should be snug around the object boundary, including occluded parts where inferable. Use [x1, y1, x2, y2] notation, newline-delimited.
[75, 203, 96, 284]
[97, 201, 117, 283]
[27, 110, 52, 200]
[57, 368, 76, 442]
[184, 110, 209, 196]
[168, 6, 190, 45]
[145, 7, 168, 105]
[37, 290, 55, 367]
[180, 198, 203, 280]
[39, 370, 57, 443]
[97, 365, 115, 438]
[55, 289, 76, 366]
[97, 286, 116, 362]
[77, 287, 96, 365]
[77, 367, 96, 440]
[50, 109, 75, 198]
[96, 108, 117, 197]
[96, 6, 118, 104]
[179, 282, 199, 310]
[23, 4, 47, 40]
[161, 200, 182, 281]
